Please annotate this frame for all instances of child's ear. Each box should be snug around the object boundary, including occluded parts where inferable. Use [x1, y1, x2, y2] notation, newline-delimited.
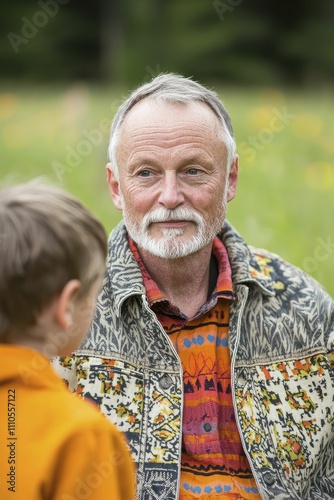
[54, 279, 81, 329]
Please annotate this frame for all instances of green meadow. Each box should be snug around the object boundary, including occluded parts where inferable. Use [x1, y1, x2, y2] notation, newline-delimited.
[1, 83, 333, 296]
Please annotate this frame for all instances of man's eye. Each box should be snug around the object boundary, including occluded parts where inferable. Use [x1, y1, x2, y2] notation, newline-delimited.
[138, 170, 152, 177]
[187, 168, 200, 175]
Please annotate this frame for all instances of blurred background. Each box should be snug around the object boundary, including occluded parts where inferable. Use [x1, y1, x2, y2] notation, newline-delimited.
[1, 0, 333, 294]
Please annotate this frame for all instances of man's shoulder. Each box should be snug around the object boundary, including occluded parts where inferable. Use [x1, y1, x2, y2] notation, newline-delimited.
[248, 244, 332, 300]
[220, 222, 332, 299]
[248, 245, 289, 273]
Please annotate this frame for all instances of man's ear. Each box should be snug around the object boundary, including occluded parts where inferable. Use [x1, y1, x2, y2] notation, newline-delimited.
[227, 154, 239, 202]
[54, 279, 81, 330]
[106, 163, 123, 211]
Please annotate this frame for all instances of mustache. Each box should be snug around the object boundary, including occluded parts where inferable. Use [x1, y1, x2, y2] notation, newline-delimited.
[143, 207, 203, 229]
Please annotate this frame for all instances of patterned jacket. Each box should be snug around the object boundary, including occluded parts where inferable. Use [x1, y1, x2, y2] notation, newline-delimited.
[54, 220, 334, 500]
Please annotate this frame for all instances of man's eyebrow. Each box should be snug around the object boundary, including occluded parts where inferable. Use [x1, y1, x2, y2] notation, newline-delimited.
[178, 154, 213, 166]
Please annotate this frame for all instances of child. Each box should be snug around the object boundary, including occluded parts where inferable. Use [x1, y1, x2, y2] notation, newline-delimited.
[0, 181, 135, 500]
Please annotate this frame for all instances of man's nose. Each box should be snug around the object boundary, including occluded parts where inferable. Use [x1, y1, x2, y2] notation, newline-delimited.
[158, 172, 185, 209]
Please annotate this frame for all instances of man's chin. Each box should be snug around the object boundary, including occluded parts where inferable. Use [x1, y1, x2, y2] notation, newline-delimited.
[140, 237, 207, 259]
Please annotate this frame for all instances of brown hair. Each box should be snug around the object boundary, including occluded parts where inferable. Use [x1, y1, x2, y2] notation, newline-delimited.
[0, 180, 107, 337]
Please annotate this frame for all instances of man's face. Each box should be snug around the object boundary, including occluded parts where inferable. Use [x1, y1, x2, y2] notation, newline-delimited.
[107, 99, 238, 259]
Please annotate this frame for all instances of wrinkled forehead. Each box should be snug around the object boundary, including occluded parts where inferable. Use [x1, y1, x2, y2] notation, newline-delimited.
[119, 97, 225, 138]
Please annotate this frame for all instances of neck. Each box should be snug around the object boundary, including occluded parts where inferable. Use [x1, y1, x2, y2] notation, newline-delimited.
[139, 244, 213, 317]
[4, 326, 59, 359]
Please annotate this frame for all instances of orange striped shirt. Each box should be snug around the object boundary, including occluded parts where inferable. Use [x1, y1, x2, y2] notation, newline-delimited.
[129, 237, 260, 499]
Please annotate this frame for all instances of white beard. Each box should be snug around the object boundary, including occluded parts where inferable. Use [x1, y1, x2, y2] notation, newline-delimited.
[122, 202, 227, 259]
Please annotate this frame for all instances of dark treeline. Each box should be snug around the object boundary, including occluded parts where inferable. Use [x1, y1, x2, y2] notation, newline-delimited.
[2, 0, 333, 87]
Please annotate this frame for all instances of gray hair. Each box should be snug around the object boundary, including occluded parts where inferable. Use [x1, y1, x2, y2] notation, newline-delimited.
[108, 73, 237, 180]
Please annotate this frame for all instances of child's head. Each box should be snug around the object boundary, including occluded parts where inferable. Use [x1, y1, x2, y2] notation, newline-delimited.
[0, 180, 107, 355]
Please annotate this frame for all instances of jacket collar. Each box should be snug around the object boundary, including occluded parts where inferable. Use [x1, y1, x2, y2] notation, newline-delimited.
[220, 220, 275, 296]
[106, 222, 146, 312]
[107, 220, 275, 312]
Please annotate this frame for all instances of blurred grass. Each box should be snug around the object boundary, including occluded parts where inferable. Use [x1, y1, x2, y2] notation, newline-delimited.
[0, 82, 333, 296]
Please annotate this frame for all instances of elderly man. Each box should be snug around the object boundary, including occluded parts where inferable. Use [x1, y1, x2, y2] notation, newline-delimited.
[54, 74, 334, 500]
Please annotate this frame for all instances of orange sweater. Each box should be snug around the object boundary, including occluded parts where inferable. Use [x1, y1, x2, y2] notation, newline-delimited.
[0, 345, 135, 500]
